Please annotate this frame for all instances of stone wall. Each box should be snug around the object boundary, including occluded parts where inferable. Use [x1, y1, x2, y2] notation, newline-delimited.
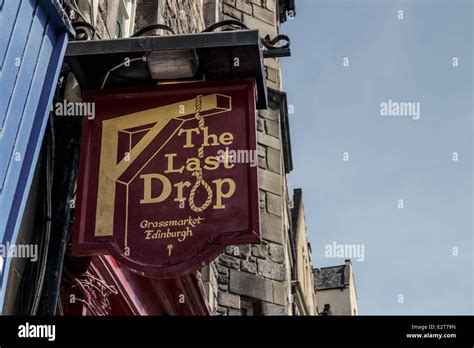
[74, 0, 205, 38]
[292, 189, 317, 315]
[198, 0, 294, 316]
[158, 0, 205, 33]
[222, 0, 281, 90]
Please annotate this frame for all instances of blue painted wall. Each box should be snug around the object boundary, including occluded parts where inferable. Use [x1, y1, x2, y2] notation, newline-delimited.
[0, 0, 73, 309]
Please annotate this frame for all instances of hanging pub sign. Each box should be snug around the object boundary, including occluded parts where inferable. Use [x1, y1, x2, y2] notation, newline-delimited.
[73, 80, 260, 278]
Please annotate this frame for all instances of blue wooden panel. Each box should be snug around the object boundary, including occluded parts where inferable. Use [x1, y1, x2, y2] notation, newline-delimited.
[0, 0, 37, 145]
[0, 0, 22, 69]
[0, 0, 72, 309]
[0, 1, 45, 193]
[1, 20, 53, 239]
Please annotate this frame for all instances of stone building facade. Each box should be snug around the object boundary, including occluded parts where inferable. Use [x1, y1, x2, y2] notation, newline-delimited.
[290, 189, 317, 315]
[314, 260, 359, 316]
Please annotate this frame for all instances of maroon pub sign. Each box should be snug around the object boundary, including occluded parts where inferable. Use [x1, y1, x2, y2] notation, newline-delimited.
[73, 80, 260, 278]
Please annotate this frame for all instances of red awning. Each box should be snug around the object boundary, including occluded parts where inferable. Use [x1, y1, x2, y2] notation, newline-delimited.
[60, 255, 210, 316]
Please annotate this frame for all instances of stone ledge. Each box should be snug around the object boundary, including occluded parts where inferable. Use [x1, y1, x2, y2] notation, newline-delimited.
[218, 292, 241, 309]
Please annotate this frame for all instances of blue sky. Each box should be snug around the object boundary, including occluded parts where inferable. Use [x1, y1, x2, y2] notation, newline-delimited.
[282, 0, 473, 314]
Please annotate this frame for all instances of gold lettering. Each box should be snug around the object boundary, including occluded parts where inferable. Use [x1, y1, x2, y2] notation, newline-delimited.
[164, 153, 184, 173]
[202, 127, 219, 146]
[174, 181, 191, 202]
[140, 174, 172, 204]
[203, 155, 219, 170]
[220, 132, 233, 145]
[212, 178, 236, 209]
[186, 157, 201, 172]
[178, 127, 200, 148]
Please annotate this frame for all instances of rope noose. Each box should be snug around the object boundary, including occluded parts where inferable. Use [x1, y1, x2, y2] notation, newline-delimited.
[188, 95, 213, 212]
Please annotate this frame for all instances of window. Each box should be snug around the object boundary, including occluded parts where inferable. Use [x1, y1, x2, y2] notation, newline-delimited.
[241, 300, 254, 316]
[320, 304, 331, 316]
[241, 298, 262, 316]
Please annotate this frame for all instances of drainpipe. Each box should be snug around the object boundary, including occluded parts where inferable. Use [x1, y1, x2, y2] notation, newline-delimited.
[202, 0, 219, 28]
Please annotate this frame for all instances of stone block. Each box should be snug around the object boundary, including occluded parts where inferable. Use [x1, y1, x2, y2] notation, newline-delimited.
[266, 79, 279, 90]
[216, 306, 228, 315]
[266, 147, 281, 174]
[266, 192, 282, 216]
[218, 292, 241, 309]
[257, 143, 266, 157]
[229, 269, 274, 303]
[242, 13, 276, 37]
[219, 254, 240, 269]
[257, 258, 285, 281]
[222, 3, 243, 20]
[260, 302, 286, 315]
[264, 57, 280, 71]
[241, 260, 257, 274]
[265, 66, 279, 84]
[272, 280, 286, 306]
[268, 243, 285, 262]
[234, 0, 252, 14]
[260, 212, 283, 244]
[263, 0, 276, 12]
[258, 131, 281, 150]
[251, 243, 268, 258]
[228, 308, 242, 316]
[258, 156, 267, 169]
[225, 245, 250, 260]
[265, 119, 280, 138]
[252, 3, 276, 25]
[257, 116, 265, 132]
[216, 264, 229, 275]
[218, 273, 228, 285]
[259, 170, 282, 195]
[259, 108, 278, 122]
[259, 189, 266, 212]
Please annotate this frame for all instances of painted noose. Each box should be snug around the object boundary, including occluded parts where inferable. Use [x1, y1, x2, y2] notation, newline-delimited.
[188, 95, 213, 212]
